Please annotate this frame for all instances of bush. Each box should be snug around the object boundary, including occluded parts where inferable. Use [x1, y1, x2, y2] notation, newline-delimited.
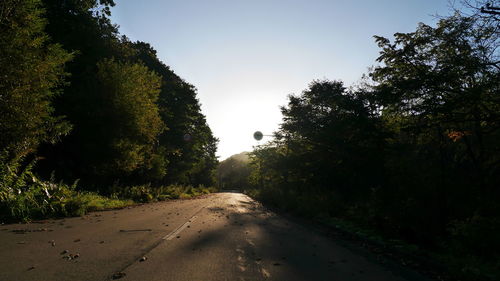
[449, 215, 500, 259]
[0, 155, 217, 223]
[0, 156, 72, 221]
[0, 156, 132, 222]
[111, 184, 216, 202]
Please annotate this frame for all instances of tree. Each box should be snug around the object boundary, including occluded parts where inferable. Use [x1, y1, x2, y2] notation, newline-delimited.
[370, 14, 500, 209]
[277, 80, 385, 199]
[92, 59, 165, 179]
[0, 0, 72, 159]
[129, 41, 219, 187]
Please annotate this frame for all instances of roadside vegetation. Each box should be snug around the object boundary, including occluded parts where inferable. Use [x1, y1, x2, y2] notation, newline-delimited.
[0, 156, 215, 222]
[1, 0, 218, 222]
[219, 2, 500, 280]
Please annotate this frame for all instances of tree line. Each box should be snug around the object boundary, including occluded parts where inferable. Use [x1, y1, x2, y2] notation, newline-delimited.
[219, 3, 499, 279]
[1, 0, 218, 194]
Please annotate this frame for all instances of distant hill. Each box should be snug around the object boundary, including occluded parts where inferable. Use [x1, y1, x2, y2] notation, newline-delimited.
[223, 152, 250, 163]
[217, 152, 252, 190]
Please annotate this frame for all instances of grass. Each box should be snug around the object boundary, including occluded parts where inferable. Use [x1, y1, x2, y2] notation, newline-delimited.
[0, 156, 217, 223]
[63, 192, 134, 217]
[113, 184, 217, 202]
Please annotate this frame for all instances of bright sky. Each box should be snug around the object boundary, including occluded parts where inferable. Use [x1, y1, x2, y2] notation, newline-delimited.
[110, 0, 451, 160]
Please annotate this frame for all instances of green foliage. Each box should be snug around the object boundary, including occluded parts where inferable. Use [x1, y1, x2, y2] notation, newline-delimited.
[0, 154, 132, 222]
[127, 41, 219, 187]
[0, 0, 72, 159]
[249, 80, 385, 213]
[30, 5, 219, 189]
[0, 155, 69, 221]
[111, 184, 216, 203]
[1, 1, 217, 190]
[94, 59, 165, 176]
[63, 192, 132, 217]
[0, 154, 213, 222]
[0, 0, 219, 224]
[246, 11, 499, 281]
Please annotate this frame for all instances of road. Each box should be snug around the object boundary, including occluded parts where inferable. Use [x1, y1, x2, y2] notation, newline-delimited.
[0, 192, 432, 281]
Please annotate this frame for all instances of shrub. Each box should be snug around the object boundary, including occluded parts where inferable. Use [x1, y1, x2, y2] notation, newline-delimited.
[0, 156, 132, 222]
[0, 156, 74, 221]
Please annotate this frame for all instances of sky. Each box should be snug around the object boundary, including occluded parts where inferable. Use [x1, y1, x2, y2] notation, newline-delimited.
[110, 0, 452, 160]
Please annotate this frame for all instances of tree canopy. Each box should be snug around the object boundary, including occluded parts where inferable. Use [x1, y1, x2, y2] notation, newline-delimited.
[0, 0, 72, 160]
[1, 0, 219, 192]
[247, 10, 500, 278]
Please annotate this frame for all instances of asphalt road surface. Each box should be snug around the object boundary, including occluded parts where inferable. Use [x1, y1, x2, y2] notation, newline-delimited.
[0, 192, 433, 281]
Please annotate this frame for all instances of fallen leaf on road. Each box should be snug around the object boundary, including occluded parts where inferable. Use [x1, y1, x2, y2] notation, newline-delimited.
[60, 250, 69, 255]
[112, 272, 126, 279]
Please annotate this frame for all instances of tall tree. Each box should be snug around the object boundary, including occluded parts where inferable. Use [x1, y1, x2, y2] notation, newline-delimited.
[370, 14, 500, 213]
[129, 41, 219, 187]
[277, 80, 385, 199]
[91, 59, 165, 181]
[0, 0, 72, 159]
